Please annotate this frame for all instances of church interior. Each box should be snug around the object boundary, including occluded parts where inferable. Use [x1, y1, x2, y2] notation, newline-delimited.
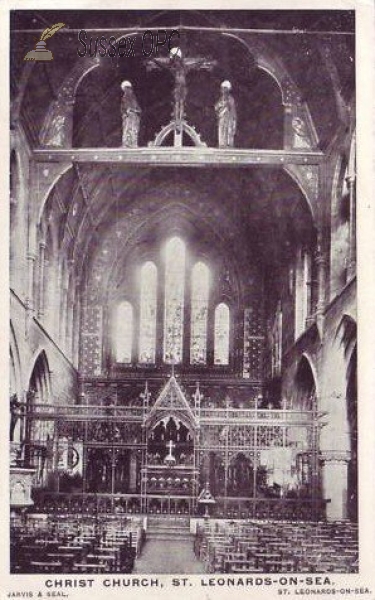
[9, 10, 358, 574]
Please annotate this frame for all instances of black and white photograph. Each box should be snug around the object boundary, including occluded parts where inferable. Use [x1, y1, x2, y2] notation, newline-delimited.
[5, 3, 375, 596]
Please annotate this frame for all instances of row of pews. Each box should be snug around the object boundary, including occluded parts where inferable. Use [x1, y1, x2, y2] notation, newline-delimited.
[11, 515, 145, 574]
[195, 519, 358, 574]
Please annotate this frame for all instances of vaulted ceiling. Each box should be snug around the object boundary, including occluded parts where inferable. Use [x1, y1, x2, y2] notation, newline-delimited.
[11, 10, 353, 294]
[41, 163, 315, 297]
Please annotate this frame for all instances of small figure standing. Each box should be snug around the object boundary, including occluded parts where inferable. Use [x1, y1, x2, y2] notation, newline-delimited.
[121, 81, 141, 147]
[215, 80, 237, 148]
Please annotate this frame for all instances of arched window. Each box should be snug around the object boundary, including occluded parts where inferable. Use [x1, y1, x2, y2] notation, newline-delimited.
[114, 301, 133, 363]
[163, 237, 186, 363]
[139, 261, 157, 363]
[214, 303, 230, 365]
[190, 262, 209, 364]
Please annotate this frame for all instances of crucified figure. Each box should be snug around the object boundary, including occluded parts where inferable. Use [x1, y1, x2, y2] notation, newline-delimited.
[147, 47, 217, 127]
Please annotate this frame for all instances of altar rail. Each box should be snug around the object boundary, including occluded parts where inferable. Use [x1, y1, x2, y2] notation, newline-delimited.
[31, 492, 326, 521]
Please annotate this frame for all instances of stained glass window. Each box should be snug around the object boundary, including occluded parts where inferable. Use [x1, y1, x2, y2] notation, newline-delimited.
[214, 303, 230, 365]
[163, 237, 186, 363]
[139, 261, 157, 363]
[114, 301, 133, 363]
[190, 262, 209, 364]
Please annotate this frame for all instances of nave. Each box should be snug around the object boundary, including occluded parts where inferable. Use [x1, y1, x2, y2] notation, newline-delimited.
[10, 9, 358, 578]
[11, 513, 358, 575]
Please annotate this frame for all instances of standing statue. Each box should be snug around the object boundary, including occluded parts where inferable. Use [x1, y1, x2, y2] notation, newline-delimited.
[10, 393, 22, 442]
[215, 80, 237, 148]
[121, 81, 141, 147]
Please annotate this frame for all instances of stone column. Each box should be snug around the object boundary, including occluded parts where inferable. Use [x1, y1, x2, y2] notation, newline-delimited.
[66, 291, 74, 363]
[314, 244, 327, 335]
[321, 451, 350, 520]
[25, 251, 37, 337]
[37, 241, 46, 319]
[72, 283, 81, 368]
[347, 174, 356, 280]
[26, 251, 37, 312]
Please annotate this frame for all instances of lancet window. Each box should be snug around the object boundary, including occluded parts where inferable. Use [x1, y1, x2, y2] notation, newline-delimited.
[214, 302, 230, 365]
[190, 262, 209, 364]
[139, 262, 157, 364]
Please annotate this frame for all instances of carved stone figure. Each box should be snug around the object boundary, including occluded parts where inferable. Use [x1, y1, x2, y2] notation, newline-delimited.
[121, 81, 141, 147]
[10, 393, 22, 442]
[215, 80, 237, 148]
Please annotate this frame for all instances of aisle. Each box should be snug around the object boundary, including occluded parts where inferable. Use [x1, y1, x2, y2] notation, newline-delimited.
[133, 539, 205, 574]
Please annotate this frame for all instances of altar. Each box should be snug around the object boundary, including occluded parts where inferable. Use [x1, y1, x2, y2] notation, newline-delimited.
[140, 377, 200, 514]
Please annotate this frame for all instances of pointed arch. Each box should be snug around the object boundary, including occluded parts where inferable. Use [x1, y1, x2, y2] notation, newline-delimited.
[28, 350, 51, 404]
[294, 355, 317, 411]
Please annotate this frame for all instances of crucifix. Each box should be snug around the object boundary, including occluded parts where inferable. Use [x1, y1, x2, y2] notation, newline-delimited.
[164, 438, 176, 466]
[147, 47, 217, 146]
[166, 439, 175, 457]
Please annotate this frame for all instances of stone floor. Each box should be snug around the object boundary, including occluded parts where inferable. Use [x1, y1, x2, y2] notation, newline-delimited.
[133, 539, 205, 574]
